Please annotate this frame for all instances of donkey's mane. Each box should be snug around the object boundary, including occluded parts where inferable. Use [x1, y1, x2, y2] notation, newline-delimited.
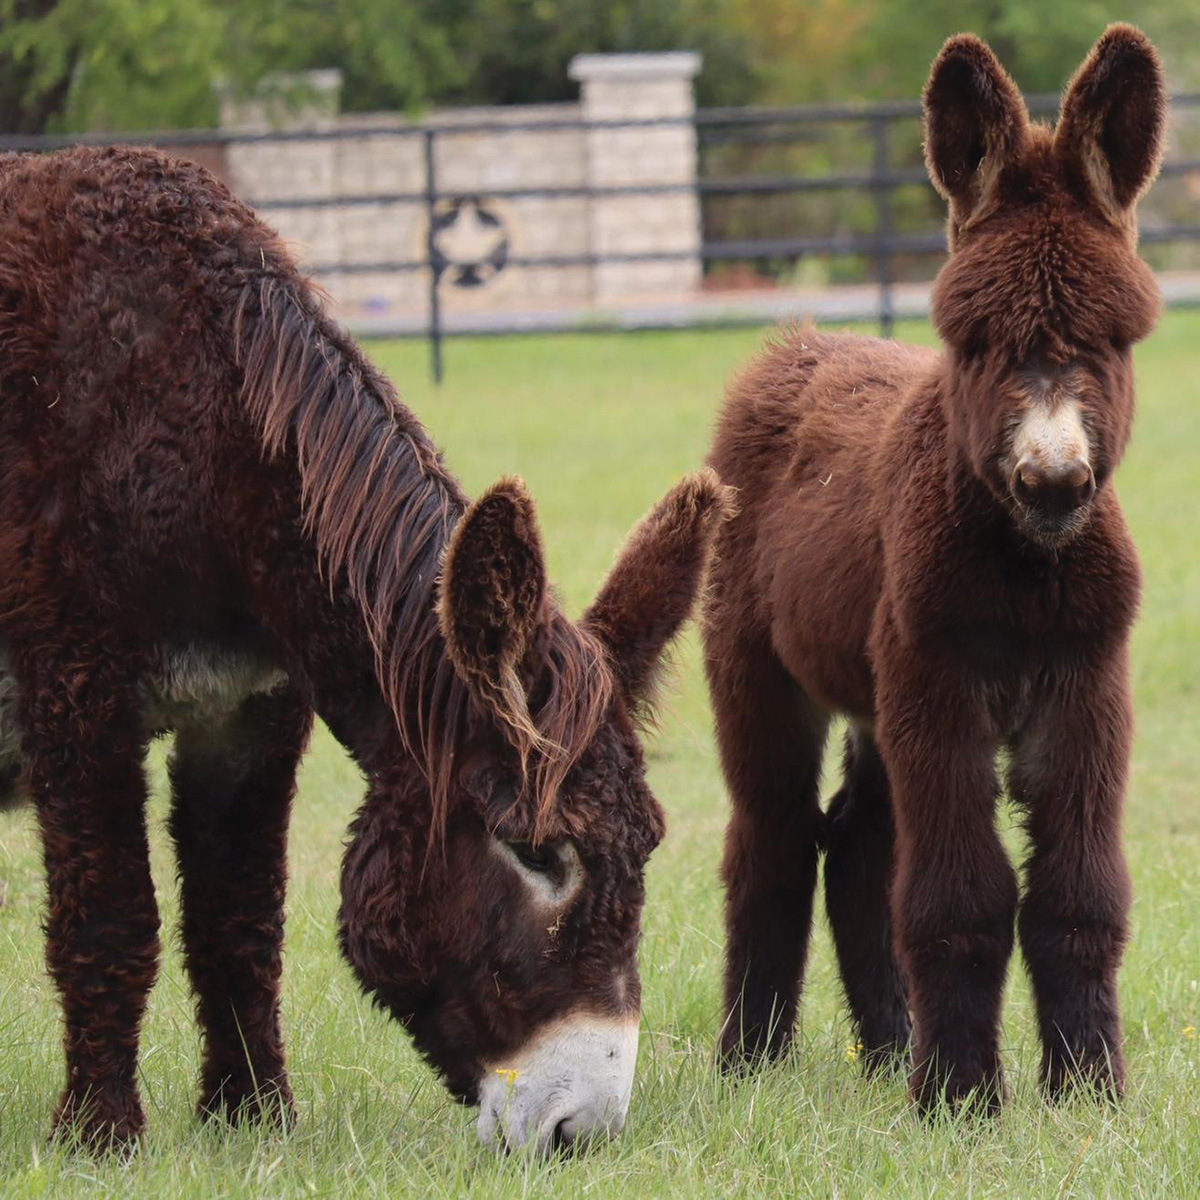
[234, 274, 609, 836]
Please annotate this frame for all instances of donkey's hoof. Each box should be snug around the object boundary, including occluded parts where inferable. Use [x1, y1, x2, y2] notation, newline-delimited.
[52, 1089, 145, 1153]
[910, 1060, 1005, 1119]
[1042, 1056, 1124, 1105]
[717, 1023, 790, 1075]
[199, 1075, 295, 1128]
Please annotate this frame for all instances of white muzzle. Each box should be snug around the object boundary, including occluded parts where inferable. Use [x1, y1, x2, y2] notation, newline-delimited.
[475, 1013, 639, 1154]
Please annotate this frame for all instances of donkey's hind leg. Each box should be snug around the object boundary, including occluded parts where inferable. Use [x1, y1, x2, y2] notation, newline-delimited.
[824, 727, 910, 1069]
[168, 685, 313, 1126]
[707, 620, 828, 1068]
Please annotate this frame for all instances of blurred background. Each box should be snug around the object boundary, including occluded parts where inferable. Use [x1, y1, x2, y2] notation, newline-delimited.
[3, 1, 1200, 375]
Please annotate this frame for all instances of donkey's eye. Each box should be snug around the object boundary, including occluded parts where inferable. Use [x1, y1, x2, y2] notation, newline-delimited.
[509, 841, 558, 873]
[497, 837, 583, 904]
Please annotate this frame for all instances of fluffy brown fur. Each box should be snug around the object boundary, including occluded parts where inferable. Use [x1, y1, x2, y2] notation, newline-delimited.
[704, 25, 1163, 1113]
[0, 144, 731, 1147]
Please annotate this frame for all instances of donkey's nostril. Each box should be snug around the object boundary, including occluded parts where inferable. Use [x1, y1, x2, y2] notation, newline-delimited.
[552, 1117, 573, 1150]
[1011, 458, 1095, 516]
[1012, 463, 1039, 507]
[1072, 462, 1097, 506]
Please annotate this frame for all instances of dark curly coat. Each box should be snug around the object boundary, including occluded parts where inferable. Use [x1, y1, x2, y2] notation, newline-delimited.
[0, 144, 730, 1147]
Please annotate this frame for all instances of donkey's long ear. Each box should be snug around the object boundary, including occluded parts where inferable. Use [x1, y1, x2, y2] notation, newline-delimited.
[923, 34, 1031, 230]
[439, 477, 547, 739]
[1055, 24, 1166, 223]
[583, 470, 733, 720]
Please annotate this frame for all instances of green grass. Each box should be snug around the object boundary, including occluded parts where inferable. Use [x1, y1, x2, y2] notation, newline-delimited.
[2, 314, 1198, 1197]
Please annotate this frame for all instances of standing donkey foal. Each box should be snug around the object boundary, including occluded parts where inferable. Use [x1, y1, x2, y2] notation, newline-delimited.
[0, 145, 731, 1152]
[704, 25, 1164, 1112]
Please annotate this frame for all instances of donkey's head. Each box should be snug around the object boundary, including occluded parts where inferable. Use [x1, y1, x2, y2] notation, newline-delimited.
[339, 471, 730, 1153]
[925, 25, 1165, 548]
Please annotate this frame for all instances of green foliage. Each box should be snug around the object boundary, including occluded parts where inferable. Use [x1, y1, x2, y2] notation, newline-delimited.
[850, 0, 1173, 98]
[0, 0, 753, 133]
[421, 0, 753, 109]
[0, 0, 223, 132]
[3, 0, 1199, 135]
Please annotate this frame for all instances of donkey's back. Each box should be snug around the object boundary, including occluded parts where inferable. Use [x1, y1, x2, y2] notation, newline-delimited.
[708, 328, 939, 719]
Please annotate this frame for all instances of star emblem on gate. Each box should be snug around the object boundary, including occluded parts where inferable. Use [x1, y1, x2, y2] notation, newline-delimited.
[429, 197, 510, 287]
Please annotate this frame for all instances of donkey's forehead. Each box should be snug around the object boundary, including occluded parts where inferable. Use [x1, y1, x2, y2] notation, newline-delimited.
[931, 193, 1160, 356]
[554, 733, 664, 853]
[1012, 364, 1078, 402]
[484, 715, 664, 853]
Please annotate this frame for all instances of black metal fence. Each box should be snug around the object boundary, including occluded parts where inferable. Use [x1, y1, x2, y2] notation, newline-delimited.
[6, 91, 1200, 383]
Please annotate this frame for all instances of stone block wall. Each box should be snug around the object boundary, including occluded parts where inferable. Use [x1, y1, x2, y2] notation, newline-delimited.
[570, 52, 702, 301]
[219, 54, 703, 319]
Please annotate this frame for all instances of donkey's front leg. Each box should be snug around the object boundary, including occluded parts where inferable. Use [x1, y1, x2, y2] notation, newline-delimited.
[23, 669, 159, 1148]
[1009, 651, 1132, 1100]
[169, 686, 312, 1126]
[876, 641, 1017, 1114]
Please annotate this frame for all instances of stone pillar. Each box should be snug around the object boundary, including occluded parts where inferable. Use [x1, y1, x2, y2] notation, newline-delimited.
[569, 52, 702, 303]
[219, 70, 344, 287]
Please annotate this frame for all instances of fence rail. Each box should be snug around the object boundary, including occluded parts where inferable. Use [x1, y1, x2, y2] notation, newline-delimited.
[5, 91, 1200, 382]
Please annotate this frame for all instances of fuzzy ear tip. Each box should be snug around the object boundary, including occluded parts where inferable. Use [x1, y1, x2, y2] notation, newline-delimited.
[927, 33, 999, 81]
[675, 467, 737, 527]
[479, 474, 534, 510]
[1087, 24, 1162, 85]
[924, 34, 1019, 113]
[1098, 22, 1157, 54]
[936, 32, 989, 60]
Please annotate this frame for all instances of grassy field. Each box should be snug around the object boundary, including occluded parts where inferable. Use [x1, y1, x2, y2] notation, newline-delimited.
[1, 313, 1197, 1197]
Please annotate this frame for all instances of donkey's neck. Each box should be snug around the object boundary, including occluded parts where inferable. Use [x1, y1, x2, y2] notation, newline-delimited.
[235, 276, 470, 773]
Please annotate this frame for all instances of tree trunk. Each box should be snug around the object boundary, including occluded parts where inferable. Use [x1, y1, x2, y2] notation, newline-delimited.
[0, 1, 76, 135]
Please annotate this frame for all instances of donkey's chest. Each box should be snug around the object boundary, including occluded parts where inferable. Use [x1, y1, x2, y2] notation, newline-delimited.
[0, 642, 287, 773]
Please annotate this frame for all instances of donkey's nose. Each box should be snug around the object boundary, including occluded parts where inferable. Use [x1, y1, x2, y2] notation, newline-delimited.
[1011, 457, 1096, 516]
[476, 1013, 638, 1155]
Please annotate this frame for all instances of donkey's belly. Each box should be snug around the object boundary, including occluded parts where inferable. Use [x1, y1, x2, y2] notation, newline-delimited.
[0, 642, 288, 784]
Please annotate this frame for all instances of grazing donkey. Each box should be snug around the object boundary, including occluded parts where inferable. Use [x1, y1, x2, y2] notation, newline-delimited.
[0, 145, 730, 1151]
[703, 26, 1164, 1111]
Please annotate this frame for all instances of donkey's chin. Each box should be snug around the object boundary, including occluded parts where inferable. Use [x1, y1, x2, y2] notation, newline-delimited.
[475, 1013, 639, 1155]
[1013, 504, 1092, 551]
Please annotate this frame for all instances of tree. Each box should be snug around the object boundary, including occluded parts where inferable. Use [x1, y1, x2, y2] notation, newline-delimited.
[0, 0, 228, 133]
[4, 0, 1196, 136]
[0, 0, 754, 134]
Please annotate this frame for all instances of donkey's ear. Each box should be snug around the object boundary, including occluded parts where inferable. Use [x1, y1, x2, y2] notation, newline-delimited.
[923, 34, 1031, 228]
[1055, 24, 1166, 222]
[439, 477, 547, 729]
[583, 469, 733, 719]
